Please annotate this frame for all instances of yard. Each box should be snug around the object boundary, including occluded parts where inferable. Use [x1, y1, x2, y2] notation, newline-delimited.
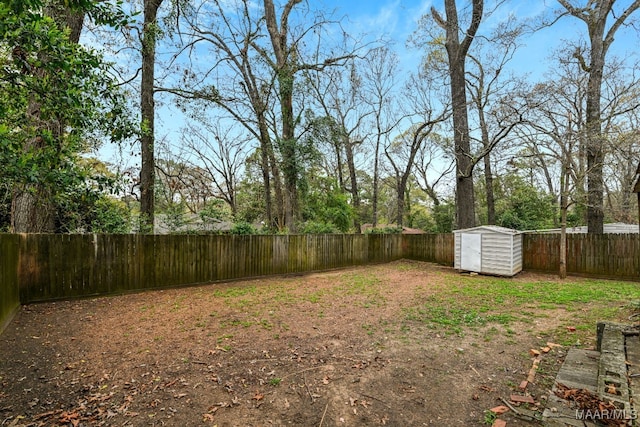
[1, 260, 638, 426]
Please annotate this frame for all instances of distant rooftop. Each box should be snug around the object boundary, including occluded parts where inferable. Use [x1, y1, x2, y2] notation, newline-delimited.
[527, 222, 639, 234]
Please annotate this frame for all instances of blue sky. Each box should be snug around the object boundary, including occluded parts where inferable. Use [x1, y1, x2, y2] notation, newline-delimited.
[97, 0, 640, 169]
[315, 0, 638, 77]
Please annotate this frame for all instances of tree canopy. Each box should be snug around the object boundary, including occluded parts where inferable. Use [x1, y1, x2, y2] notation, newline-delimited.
[2, 0, 639, 234]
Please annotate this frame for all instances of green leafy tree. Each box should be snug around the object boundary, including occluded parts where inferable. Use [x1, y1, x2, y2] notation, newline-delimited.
[230, 222, 256, 235]
[301, 176, 353, 233]
[477, 173, 556, 231]
[0, 0, 135, 232]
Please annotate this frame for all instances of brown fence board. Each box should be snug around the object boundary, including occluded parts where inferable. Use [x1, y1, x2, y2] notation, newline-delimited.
[524, 233, 640, 280]
[0, 234, 20, 334]
[3, 232, 638, 305]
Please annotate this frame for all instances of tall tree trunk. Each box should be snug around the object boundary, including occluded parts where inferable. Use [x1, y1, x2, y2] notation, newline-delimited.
[476, 93, 495, 225]
[266, 137, 286, 228]
[257, 122, 274, 228]
[559, 163, 569, 279]
[585, 16, 606, 234]
[483, 153, 495, 225]
[558, 0, 640, 233]
[344, 137, 361, 233]
[372, 135, 381, 228]
[451, 56, 476, 229]
[432, 0, 483, 230]
[46, 3, 85, 43]
[11, 100, 57, 232]
[140, 0, 164, 233]
[396, 177, 405, 228]
[278, 73, 298, 231]
[264, 0, 303, 232]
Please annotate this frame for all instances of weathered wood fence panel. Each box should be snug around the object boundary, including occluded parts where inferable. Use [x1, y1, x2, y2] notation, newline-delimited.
[2, 232, 638, 307]
[0, 234, 20, 334]
[403, 234, 455, 265]
[523, 233, 640, 280]
[14, 234, 380, 303]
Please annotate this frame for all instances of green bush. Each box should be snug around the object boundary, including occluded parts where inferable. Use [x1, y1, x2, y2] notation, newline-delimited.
[230, 222, 256, 235]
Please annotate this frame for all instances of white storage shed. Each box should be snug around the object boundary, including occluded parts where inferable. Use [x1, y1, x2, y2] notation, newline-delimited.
[453, 226, 522, 277]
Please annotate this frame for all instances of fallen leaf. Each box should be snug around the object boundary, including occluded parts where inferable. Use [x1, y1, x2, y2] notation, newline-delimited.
[349, 397, 357, 406]
[322, 376, 330, 384]
[202, 413, 215, 422]
[253, 392, 264, 401]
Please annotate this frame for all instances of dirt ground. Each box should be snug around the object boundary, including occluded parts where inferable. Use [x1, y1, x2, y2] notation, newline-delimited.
[0, 261, 608, 426]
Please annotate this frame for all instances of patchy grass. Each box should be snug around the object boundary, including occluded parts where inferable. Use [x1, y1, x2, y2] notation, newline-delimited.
[402, 274, 637, 342]
[2, 261, 638, 427]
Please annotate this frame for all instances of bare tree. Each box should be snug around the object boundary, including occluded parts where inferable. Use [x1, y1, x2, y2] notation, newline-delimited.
[519, 43, 640, 228]
[360, 46, 402, 228]
[164, 0, 354, 232]
[557, 0, 640, 233]
[182, 122, 252, 217]
[413, 133, 455, 208]
[306, 59, 375, 233]
[466, 16, 526, 224]
[431, 0, 483, 230]
[384, 72, 449, 227]
[259, 0, 354, 231]
[162, 0, 283, 227]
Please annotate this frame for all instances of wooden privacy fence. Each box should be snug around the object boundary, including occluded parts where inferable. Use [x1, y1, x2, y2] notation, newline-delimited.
[10, 233, 453, 304]
[1, 232, 638, 311]
[523, 233, 640, 281]
[0, 234, 19, 333]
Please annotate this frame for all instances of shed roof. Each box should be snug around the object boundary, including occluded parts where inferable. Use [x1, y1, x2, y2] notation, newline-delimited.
[453, 225, 521, 235]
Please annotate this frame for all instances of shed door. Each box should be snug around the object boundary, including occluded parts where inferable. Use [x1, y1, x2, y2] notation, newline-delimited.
[460, 233, 482, 272]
